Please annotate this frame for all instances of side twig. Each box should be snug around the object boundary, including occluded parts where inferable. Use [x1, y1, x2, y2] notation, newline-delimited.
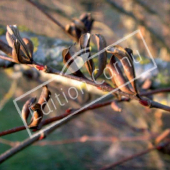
[0, 99, 128, 137]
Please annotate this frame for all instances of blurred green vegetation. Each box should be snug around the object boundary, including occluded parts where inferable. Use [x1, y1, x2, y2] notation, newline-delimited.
[30, 37, 39, 53]
[0, 27, 5, 36]
[18, 25, 30, 32]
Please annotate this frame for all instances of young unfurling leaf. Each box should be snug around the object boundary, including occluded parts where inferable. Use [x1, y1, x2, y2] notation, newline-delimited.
[107, 55, 134, 94]
[6, 25, 34, 64]
[79, 33, 91, 49]
[125, 48, 133, 61]
[107, 45, 138, 94]
[38, 85, 51, 109]
[21, 97, 36, 123]
[28, 103, 43, 129]
[6, 32, 14, 48]
[62, 47, 86, 78]
[12, 39, 32, 64]
[73, 19, 86, 32]
[124, 47, 138, 94]
[22, 38, 34, 58]
[65, 13, 94, 42]
[7, 25, 30, 58]
[79, 33, 95, 77]
[79, 13, 94, 32]
[12, 40, 20, 63]
[65, 24, 72, 35]
[94, 34, 107, 79]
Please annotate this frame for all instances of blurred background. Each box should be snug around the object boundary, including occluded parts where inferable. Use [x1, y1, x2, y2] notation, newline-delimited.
[0, 0, 170, 169]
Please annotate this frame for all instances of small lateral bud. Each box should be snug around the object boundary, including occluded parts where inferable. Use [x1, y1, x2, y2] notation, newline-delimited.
[35, 65, 47, 71]
[39, 133, 46, 140]
[66, 108, 72, 113]
[139, 99, 151, 107]
[111, 101, 122, 112]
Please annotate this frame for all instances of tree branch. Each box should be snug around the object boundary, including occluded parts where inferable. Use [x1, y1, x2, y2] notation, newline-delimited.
[0, 40, 170, 112]
[0, 99, 124, 163]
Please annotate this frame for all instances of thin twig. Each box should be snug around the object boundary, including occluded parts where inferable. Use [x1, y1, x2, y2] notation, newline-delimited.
[99, 139, 170, 170]
[132, 0, 169, 27]
[36, 2, 72, 20]
[25, 0, 77, 41]
[0, 134, 155, 147]
[0, 138, 17, 147]
[106, 0, 170, 53]
[140, 87, 170, 96]
[0, 55, 14, 62]
[0, 126, 26, 137]
[35, 134, 155, 146]
[133, 0, 158, 15]
[26, 0, 65, 31]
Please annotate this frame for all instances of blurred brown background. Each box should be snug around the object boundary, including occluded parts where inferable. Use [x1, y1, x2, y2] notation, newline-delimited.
[1, 0, 170, 60]
[0, 0, 170, 170]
